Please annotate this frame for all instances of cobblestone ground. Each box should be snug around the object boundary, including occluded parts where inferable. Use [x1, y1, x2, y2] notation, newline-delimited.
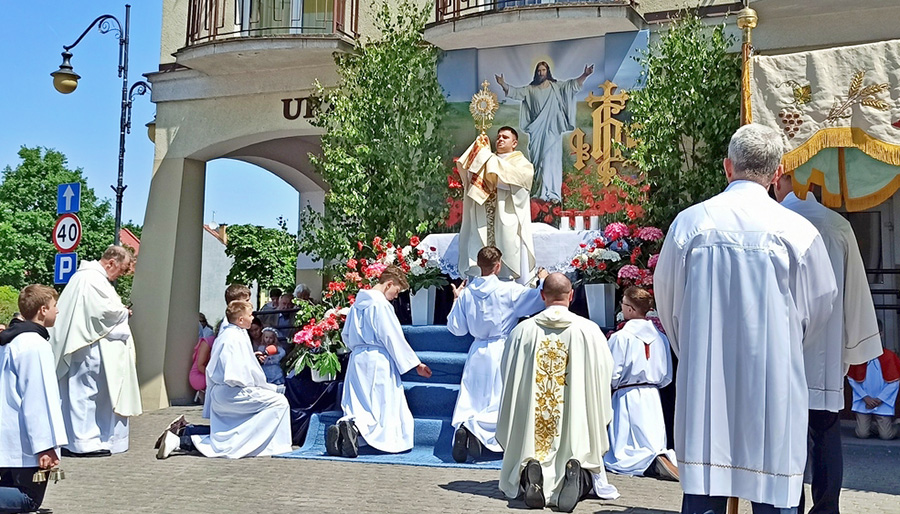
[42, 407, 900, 513]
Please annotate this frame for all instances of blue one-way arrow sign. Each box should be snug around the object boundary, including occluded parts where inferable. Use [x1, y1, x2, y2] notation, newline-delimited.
[57, 182, 81, 215]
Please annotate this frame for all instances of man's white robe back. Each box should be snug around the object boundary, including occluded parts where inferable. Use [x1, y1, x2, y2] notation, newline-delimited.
[340, 289, 420, 453]
[782, 192, 883, 411]
[497, 306, 614, 505]
[654, 180, 837, 508]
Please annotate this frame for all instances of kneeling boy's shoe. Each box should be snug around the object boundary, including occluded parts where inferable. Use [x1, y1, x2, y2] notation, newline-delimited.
[467, 430, 483, 461]
[154, 415, 187, 449]
[339, 420, 359, 458]
[325, 424, 342, 456]
[452, 426, 469, 463]
[653, 454, 679, 481]
[156, 431, 183, 460]
[557, 459, 587, 513]
[520, 458, 545, 509]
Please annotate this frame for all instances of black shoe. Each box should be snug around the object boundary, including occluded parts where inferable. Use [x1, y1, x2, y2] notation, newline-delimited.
[60, 448, 111, 458]
[557, 458, 584, 513]
[467, 430, 483, 461]
[521, 459, 545, 509]
[325, 424, 342, 456]
[452, 426, 469, 463]
[339, 420, 359, 458]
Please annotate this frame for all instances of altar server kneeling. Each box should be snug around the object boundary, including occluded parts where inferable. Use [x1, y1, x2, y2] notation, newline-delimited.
[327, 265, 432, 458]
[0, 285, 68, 513]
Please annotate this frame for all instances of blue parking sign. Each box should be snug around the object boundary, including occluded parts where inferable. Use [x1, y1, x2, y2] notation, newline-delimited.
[57, 183, 81, 214]
[55, 253, 78, 284]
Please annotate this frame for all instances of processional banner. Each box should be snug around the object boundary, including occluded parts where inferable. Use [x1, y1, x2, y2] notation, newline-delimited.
[750, 39, 900, 210]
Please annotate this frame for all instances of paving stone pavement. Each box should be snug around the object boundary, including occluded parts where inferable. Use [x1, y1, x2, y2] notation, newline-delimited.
[41, 407, 900, 513]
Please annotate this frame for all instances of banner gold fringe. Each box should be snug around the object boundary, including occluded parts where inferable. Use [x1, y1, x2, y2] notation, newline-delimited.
[783, 127, 900, 171]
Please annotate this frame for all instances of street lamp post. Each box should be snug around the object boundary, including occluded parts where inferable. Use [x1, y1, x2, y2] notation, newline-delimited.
[51, 4, 151, 246]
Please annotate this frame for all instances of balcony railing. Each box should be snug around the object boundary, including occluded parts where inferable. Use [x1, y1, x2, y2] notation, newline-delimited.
[435, 0, 633, 23]
[186, 0, 359, 46]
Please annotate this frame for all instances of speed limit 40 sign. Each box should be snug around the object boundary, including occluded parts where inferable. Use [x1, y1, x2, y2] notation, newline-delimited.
[53, 213, 82, 253]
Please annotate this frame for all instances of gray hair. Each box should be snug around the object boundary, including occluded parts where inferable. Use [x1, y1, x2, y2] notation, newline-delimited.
[728, 123, 784, 182]
[293, 284, 310, 296]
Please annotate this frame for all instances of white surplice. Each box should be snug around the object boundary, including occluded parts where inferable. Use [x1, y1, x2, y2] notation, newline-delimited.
[848, 359, 899, 416]
[0, 331, 68, 468]
[654, 180, 837, 509]
[447, 275, 544, 451]
[497, 306, 619, 505]
[604, 319, 675, 476]
[340, 289, 421, 453]
[192, 324, 292, 458]
[50, 260, 141, 454]
[781, 192, 883, 411]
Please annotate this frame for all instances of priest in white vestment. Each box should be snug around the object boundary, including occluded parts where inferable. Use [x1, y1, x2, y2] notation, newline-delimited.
[447, 246, 547, 462]
[457, 127, 535, 283]
[50, 246, 141, 456]
[191, 300, 292, 459]
[655, 124, 838, 513]
[774, 173, 884, 513]
[495, 62, 593, 201]
[327, 266, 432, 458]
[497, 273, 618, 513]
[0, 285, 67, 513]
[604, 286, 678, 480]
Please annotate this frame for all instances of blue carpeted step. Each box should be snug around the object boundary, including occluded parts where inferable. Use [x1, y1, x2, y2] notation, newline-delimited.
[276, 411, 502, 469]
[403, 382, 459, 418]
[402, 325, 473, 353]
[402, 350, 467, 384]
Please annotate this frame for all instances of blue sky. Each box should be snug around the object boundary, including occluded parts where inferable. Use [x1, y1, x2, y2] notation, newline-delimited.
[1, 1, 299, 232]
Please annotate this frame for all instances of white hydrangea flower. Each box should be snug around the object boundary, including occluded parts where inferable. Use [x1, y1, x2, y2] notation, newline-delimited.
[601, 250, 621, 261]
[383, 253, 396, 265]
[401, 246, 412, 257]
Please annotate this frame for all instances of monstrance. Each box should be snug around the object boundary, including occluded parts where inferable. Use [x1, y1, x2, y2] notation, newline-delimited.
[469, 80, 499, 135]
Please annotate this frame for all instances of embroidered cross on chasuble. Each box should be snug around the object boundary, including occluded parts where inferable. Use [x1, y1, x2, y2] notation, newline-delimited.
[534, 336, 569, 461]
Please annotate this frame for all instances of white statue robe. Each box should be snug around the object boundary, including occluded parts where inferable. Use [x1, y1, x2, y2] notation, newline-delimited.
[654, 180, 838, 508]
[457, 141, 536, 281]
[604, 319, 676, 475]
[339, 289, 421, 453]
[193, 324, 292, 458]
[781, 192, 884, 411]
[49, 260, 141, 454]
[497, 306, 618, 505]
[507, 78, 581, 201]
[447, 275, 544, 451]
[0, 332, 68, 468]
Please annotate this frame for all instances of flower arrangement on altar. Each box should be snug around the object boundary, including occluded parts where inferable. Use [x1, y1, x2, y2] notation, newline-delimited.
[571, 222, 664, 287]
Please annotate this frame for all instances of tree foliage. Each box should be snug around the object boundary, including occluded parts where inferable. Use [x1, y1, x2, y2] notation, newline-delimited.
[299, 0, 453, 263]
[626, 13, 740, 228]
[224, 218, 299, 294]
[0, 147, 116, 289]
[0, 286, 18, 325]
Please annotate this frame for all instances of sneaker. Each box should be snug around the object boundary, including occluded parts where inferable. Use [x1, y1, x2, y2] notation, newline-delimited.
[154, 415, 187, 449]
[325, 424, 342, 456]
[467, 430, 483, 461]
[521, 459, 545, 509]
[452, 426, 469, 463]
[339, 420, 359, 458]
[156, 431, 182, 460]
[557, 459, 583, 513]
[653, 454, 680, 481]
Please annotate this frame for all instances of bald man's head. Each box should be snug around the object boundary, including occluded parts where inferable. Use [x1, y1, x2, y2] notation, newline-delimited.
[541, 273, 573, 306]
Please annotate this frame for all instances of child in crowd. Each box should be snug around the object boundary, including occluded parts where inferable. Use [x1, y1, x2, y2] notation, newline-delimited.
[604, 286, 678, 480]
[158, 300, 292, 459]
[257, 327, 286, 385]
[190, 313, 219, 403]
[0, 285, 68, 513]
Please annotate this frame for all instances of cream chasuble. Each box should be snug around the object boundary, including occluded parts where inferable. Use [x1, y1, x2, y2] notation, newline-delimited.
[781, 192, 883, 411]
[457, 141, 536, 280]
[655, 180, 837, 508]
[497, 306, 614, 505]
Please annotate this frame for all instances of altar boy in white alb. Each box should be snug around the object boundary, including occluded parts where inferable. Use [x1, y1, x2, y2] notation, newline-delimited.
[447, 246, 546, 462]
[327, 266, 432, 458]
[655, 124, 837, 513]
[0, 285, 67, 513]
[774, 172, 883, 513]
[50, 246, 142, 457]
[604, 286, 677, 481]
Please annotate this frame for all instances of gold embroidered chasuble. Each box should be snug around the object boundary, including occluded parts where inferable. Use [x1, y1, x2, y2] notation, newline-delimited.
[496, 306, 614, 505]
[457, 139, 536, 279]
